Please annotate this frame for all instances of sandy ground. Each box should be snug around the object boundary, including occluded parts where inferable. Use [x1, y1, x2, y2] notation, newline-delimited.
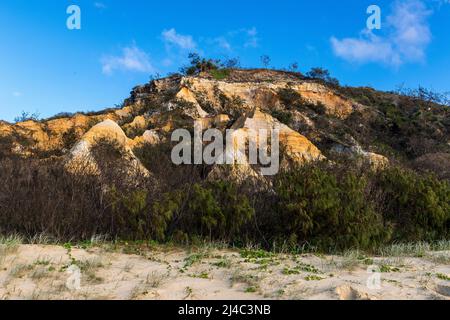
[0, 244, 449, 300]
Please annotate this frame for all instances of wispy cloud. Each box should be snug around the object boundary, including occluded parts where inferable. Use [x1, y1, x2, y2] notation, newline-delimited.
[94, 2, 107, 9]
[224, 27, 260, 50]
[101, 45, 154, 75]
[213, 36, 232, 51]
[331, 0, 432, 67]
[12, 91, 22, 97]
[162, 28, 197, 50]
[243, 27, 259, 48]
[160, 27, 259, 57]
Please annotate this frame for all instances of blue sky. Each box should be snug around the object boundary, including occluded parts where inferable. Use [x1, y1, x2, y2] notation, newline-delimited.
[0, 0, 449, 122]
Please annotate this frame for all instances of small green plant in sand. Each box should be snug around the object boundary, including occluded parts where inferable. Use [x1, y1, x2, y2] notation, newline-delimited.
[190, 272, 210, 279]
[379, 264, 401, 273]
[245, 286, 258, 293]
[213, 257, 232, 269]
[436, 273, 450, 281]
[183, 252, 209, 269]
[304, 275, 325, 281]
[240, 249, 273, 260]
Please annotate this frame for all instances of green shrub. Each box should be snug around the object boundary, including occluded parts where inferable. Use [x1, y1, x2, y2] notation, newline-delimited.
[271, 110, 292, 125]
[274, 165, 390, 251]
[153, 181, 254, 242]
[180, 53, 221, 75]
[210, 69, 230, 80]
[108, 188, 149, 239]
[376, 167, 450, 241]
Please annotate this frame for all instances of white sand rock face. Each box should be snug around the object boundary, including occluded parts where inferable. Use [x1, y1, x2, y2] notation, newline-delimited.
[142, 130, 161, 144]
[184, 77, 355, 119]
[207, 108, 324, 184]
[66, 119, 150, 177]
[172, 87, 209, 118]
[331, 143, 389, 170]
[231, 108, 324, 163]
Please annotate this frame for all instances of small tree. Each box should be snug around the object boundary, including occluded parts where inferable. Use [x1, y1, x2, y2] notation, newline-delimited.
[260, 55, 271, 69]
[288, 62, 299, 72]
[306, 67, 339, 86]
[180, 53, 221, 75]
[223, 57, 241, 69]
[14, 111, 40, 123]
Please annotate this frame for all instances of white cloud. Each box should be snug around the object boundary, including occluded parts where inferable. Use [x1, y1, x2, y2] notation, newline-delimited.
[213, 36, 232, 51]
[162, 58, 173, 67]
[12, 91, 22, 97]
[331, 0, 432, 67]
[94, 2, 107, 9]
[101, 45, 154, 75]
[209, 27, 259, 52]
[162, 28, 196, 50]
[244, 27, 259, 48]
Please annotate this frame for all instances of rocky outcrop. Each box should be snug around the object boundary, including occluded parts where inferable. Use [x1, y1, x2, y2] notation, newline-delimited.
[230, 108, 324, 164]
[66, 119, 150, 177]
[130, 129, 162, 148]
[206, 108, 324, 184]
[331, 142, 389, 170]
[180, 77, 355, 119]
[2, 69, 402, 179]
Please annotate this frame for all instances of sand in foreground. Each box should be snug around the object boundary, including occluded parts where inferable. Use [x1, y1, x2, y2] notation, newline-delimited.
[0, 244, 449, 300]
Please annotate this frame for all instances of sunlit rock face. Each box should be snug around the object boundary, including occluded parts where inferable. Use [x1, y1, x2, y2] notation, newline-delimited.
[6, 68, 445, 182]
[66, 119, 150, 178]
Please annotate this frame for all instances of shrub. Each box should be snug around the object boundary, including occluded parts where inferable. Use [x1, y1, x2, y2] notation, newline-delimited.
[62, 127, 79, 150]
[14, 111, 40, 123]
[180, 53, 221, 76]
[375, 167, 450, 241]
[306, 67, 339, 87]
[277, 88, 303, 109]
[210, 68, 230, 81]
[153, 181, 254, 242]
[274, 164, 391, 251]
[0, 143, 448, 252]
[271, 110, 292, 125]
[277, 88, 326, 114]
[107, 188, 149, 239]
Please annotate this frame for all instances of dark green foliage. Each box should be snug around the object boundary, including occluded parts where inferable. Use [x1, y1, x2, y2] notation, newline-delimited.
[375, 167, 450, 241]
[277, 88, 303, 109]
[215, 89, 246, 119]
[306, 67, 340, 87]
[277, 88, 326, 115]
[181, 53, 221, 76]
[210, 68, 230, 81]
[274, 164, 390, 251]
[153, 181, 254, 242]
[0, 148, 448, 251]
[270, 110, 292, 125]
[180, 53, 236, 80]
[338, 86, 450, 159]
[108, 188, 150, 239]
